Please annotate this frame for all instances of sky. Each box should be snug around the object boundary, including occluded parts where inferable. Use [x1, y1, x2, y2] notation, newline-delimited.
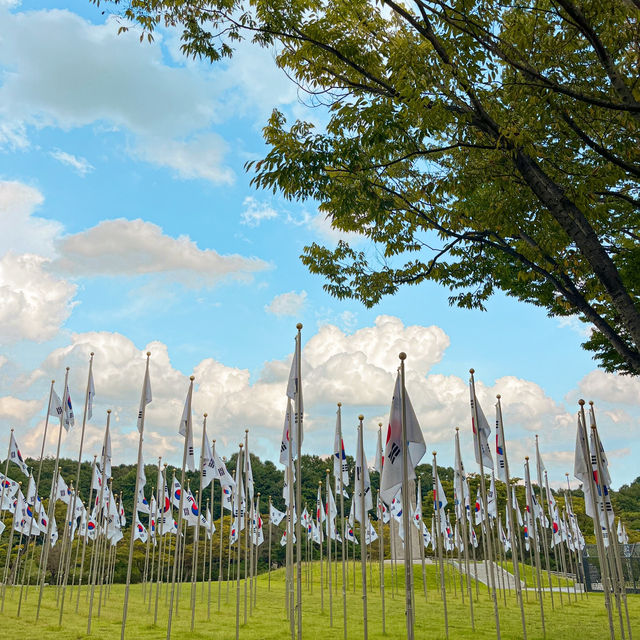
[0, 0, 638, 490]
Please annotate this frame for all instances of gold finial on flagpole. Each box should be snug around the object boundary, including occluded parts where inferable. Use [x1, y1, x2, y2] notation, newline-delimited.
[578, 399, 585, 406]
[496, 394, 501, 399]
[399, 352, 406, 360]
[469, 368, 474, 374]
[296, 323, 303, 330]
[358, 414, 364, 421]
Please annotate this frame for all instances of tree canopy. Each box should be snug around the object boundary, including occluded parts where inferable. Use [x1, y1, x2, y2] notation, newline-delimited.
[102, 0, 640, 374]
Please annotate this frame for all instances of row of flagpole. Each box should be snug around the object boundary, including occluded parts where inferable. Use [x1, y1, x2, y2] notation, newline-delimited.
[0, 332, 635, 640]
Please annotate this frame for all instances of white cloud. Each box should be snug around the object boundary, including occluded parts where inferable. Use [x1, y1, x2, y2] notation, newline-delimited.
[53, 218, 269, 285]
[577, 369, 640, 405]
[308, 210, 366, 246]
[0, 252, 77, 343]
[240, 197, 278, 227]
[0, 395, 41, 422]
[0, 180, 61, 257]
[265, 290, 307, 316]
[49, 149, 94, 176]
[132, 133, 234, 185]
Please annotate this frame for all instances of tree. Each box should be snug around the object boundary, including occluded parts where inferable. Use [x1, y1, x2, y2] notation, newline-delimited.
[103, 0, 640, 374]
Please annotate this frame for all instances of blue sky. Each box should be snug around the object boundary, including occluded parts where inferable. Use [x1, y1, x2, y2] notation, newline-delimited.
[0, 0, 638, 489]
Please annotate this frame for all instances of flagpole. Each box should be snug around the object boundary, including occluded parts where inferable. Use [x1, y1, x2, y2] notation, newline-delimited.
[354, 415, 368, 640]
[36, 366, 70, 621]
[21, 380, 55, 602]
[495, 397, 525, 638]
[120, 351, 151, 639]
[287, 420, 295, 640]
[87, 410, 110, 633]
[534, 435, 555, 610]
[578, 400, 615, 639]
[191, 413, 208, 632]
[590, 408, 632, 640]
[525, 457, 546, 634]
[325, 468, 333, 627]
[294, 323, 303, 640]
[417, 477, 428, 602]
[338, 404, 347, 639]
[398, 353, 414, 640]
[469, 369, 501, 640]
[454, 428, 475, 629]
[143, 484, 154, 604]
[58, 353, 93, 623]
[319, 480, 324, 612]
[0, 430, 15, 605]
[167, 375, 194, 640]
[216, 444, 224, 613]
[433, 452, 449, 639]
[154, 464, 167, 623]
[268, 496, 273, 591]
[376, 489, 385, 635]
[0, 474, 20, 609]
[235, 443, 243, 640]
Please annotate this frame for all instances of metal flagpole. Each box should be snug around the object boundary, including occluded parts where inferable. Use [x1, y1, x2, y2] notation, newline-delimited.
[454, 428, 475, 630]
[525, 457, 546, 634]
[87, 411, 110, 634]
[495, 397, 526, 638]
[121, 352, 151, 640]
[166, 375, 194, 640]
[142, 486, 153, 603]
[357, 416, 368, 640]
[36, 366, 70, 621]
[153, 464, 167, 624]
[417, 478, 428, 601]
[326, 468, 333, 627]
[376, 490, 385, 635]
[338, 405, 347, 639]
[76, 454, 97, 611]
[469, 369, 501, 640]
[235, 443, 243, 640]
[0, 432, 15, 604]
[191, 413, 208, 632]
[433, 453, 449, 640]
[319, 481, 324, 612]
[398, 353, 414, 640]
[294, 323, 303, 640]
[578, 400, 615, 640]
[243, 430, 250, 624]
[22, 380, 55, 603]
[268, 496, 272, 591]
[590, 410, 632, 640]
[59, 353, 94, 624]
[535, 435, 555, 609]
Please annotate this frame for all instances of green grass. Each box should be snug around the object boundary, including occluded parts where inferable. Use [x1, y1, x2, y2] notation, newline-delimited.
[0, 562, 637, 640]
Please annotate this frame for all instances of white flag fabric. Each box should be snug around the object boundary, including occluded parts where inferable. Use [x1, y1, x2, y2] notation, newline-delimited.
[333, 410, 349, 486]
[26, 473, 37, 505]
[495, 402, 507, 482]
[574, 413, 597, 522]
[171, 476, 183, 509]
[270, 503, 286, 526]
[377, 493, 390, 524]
[374, 427, 383, 475]
[137, 487, 150, 514]
[178, 384, 195, 472]
[134, 518, 148, 543]
[212, 449, 235, 488]
[0, 473, 20, 504]
[222, 484, 233, 511]
[279, 398, 296, 465]
[589, 426, 615, 527]
[473, 487, 484, 525]
[62, 382, 74, 430]
[469, 380, 493, 469]
[487, 475, 498, 519]
[412, 479, 423, 530]
[56, 472, 71, 504]
[617, 519, 629, 544]
[453, 432, 470, 522]
[355, 423, 372, 523]
[49, 387, 63, 419]
[245, 444, 255, 502]
[137, 365, 152, 433]
[380, 372, 426, 505]
[511, 486, 523, 527]
[101, 427, 112, 479]
[535, 438, 546, 487]
[87, 369, 96, 421]
[364, 517, 378, 545]
[9, 432, 29, 477]
[92, 464, 104, 492]
[316, 484, 325, 524]
[286, 334, 303, 447]
[201, 435, 215, 490]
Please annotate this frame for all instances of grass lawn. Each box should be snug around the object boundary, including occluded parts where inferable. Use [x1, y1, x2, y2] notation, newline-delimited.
[0, 562, 637, 639]
[500, 561, 575, 588]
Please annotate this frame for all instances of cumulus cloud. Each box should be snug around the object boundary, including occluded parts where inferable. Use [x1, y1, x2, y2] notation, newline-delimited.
[0, 252, 77, 343]
[577, 369, 640, 405]
[0, 395, 41, 422]
[49, 149, 94, 176]
[240, 197, 278, 227]
[0, 180, 61, 257]
[265, 290, 307, 316]
[53, 218, 269, 285]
